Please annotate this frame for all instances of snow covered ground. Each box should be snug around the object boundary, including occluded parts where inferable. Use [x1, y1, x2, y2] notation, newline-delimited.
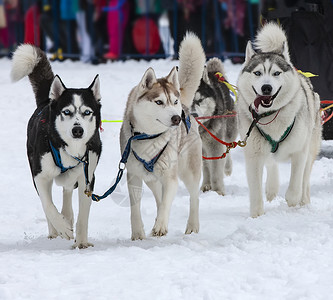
[0, 57, 333, 300]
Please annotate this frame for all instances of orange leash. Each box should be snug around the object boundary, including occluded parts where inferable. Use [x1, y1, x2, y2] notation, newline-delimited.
[195, 118, 241, 160]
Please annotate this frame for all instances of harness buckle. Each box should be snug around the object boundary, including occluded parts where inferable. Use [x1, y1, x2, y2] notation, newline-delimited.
[84, 189, 92, 197]
[238, 140, 247, 147]
[119, 162, 126, 170]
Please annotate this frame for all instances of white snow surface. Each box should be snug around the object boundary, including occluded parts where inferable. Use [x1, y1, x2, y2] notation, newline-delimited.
[0, 57, 333, 300]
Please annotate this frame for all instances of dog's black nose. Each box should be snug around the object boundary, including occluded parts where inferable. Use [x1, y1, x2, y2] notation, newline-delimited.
[72, 126, 84, 138]
[171, 115, 181, 126]
[261, 84, 272, 95]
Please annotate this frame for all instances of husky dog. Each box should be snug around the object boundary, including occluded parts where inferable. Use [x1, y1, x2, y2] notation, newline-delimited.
[120, 32, 205, 240]
[11, 44, 102, 248]
[191, 58, 237, 195]
[237, 23, 322, 217]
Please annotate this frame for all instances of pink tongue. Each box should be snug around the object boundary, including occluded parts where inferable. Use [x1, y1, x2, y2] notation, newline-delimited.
[254, 95, 272, 111]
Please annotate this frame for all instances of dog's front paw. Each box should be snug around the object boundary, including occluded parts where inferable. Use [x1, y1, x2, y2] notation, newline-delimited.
[185, 222, 199, 234]
[266, 191, 277, 202]
[48, 233, 58, 239]
[131, 230, 146, 241]
[250, 207, 264, 218]
[52, 214, 74, 240]
[72, 242, 94, 249]
[151, 221, 168, 237]
[201, 184, 211, 192]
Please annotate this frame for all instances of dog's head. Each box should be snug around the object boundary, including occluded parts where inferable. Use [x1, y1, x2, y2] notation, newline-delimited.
[190, 67, 216, 121]
[50, 75, 101, 146]
[130, 67, 182, 134]
[238, 24, 300, 113]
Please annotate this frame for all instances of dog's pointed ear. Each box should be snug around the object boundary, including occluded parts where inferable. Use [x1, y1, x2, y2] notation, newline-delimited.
[281, 41, 292, 64]
[139, 67, 157, 91]
[166, 66, 180, 91]
[245, 41, 255, 64]
[49, 75, 66, 100]
[89, 74, 101, 102]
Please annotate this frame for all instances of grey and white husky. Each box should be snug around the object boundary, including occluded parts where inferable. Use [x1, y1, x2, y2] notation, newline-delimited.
[237, 23, 322, 217]
[120, 32, 205, 240]
[11, 44, 102, 248]
[191, 58, 237, 195]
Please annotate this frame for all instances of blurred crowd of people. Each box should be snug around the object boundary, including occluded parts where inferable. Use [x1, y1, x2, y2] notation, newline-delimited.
[0, 0, 258, 63]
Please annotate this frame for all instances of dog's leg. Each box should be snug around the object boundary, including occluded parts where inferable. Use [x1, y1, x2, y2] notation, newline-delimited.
[224, 154, 233, 177]
[151, 176, 178, 237]
[180, 173, 200, 235]
[244, 151, 265, 217]
[210, 144, 226, 195]
[265, 161, 279, 202]
[72, 179, 93, 249]
[201, 160, 211, 192]
[61, 188, 74, 229]
[301, 129, 321, 205]
[301, 158, 312, 206]
[145, 180, 162, 212]
[201, 159, 212, 192]
[178, 142, 201, 234]
[35, 176, 74, 240]
[286, 151, 308, 207]
[128, 172, 145, 240]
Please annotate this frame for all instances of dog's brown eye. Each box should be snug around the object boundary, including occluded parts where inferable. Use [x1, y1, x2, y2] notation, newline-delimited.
[155, 100, 163, 105]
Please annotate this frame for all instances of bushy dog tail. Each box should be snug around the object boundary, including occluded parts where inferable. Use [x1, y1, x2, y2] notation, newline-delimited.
[254, 22, 287, 54]
[205, 57, 227, 82]
[11, 44, 54, 107]
[178, 32, 206, 108]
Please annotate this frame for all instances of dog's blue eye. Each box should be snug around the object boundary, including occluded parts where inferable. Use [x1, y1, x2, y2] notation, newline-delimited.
[155, 100, 163, 105]
[174, 100, 178, 105]
[254, 71, 261, 76]
[63, 109, 71, 116]
[83, 110, 92, 116]
[273, 71, 281, 76]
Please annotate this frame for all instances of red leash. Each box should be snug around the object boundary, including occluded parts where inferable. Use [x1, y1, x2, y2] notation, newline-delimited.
[195, 115, 239, 160]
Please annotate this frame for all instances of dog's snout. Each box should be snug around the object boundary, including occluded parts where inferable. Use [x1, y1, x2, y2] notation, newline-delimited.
[171, 115, 181, 126]
[72, 126, 84, 138]
[261, 84, 272, 95]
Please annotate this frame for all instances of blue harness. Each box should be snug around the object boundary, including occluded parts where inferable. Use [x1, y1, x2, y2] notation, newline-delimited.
[91, 110, 191, 202]
[91, 132, 162, 202]
[49, 141, 92, 195]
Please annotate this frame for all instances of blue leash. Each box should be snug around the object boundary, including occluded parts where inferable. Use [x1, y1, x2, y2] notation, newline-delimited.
[91, 111, 192, 202]
[91, 132, 162, 202]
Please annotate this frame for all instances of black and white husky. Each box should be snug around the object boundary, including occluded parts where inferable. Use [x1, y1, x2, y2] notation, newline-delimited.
[191, 58, 237, 195]
[120, 33, 205, 240]
[237, 23, 322, 217]
[11, 44, 102, 248]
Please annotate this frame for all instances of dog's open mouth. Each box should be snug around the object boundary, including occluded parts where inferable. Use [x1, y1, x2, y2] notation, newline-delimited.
[253, 87, 281, 112]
